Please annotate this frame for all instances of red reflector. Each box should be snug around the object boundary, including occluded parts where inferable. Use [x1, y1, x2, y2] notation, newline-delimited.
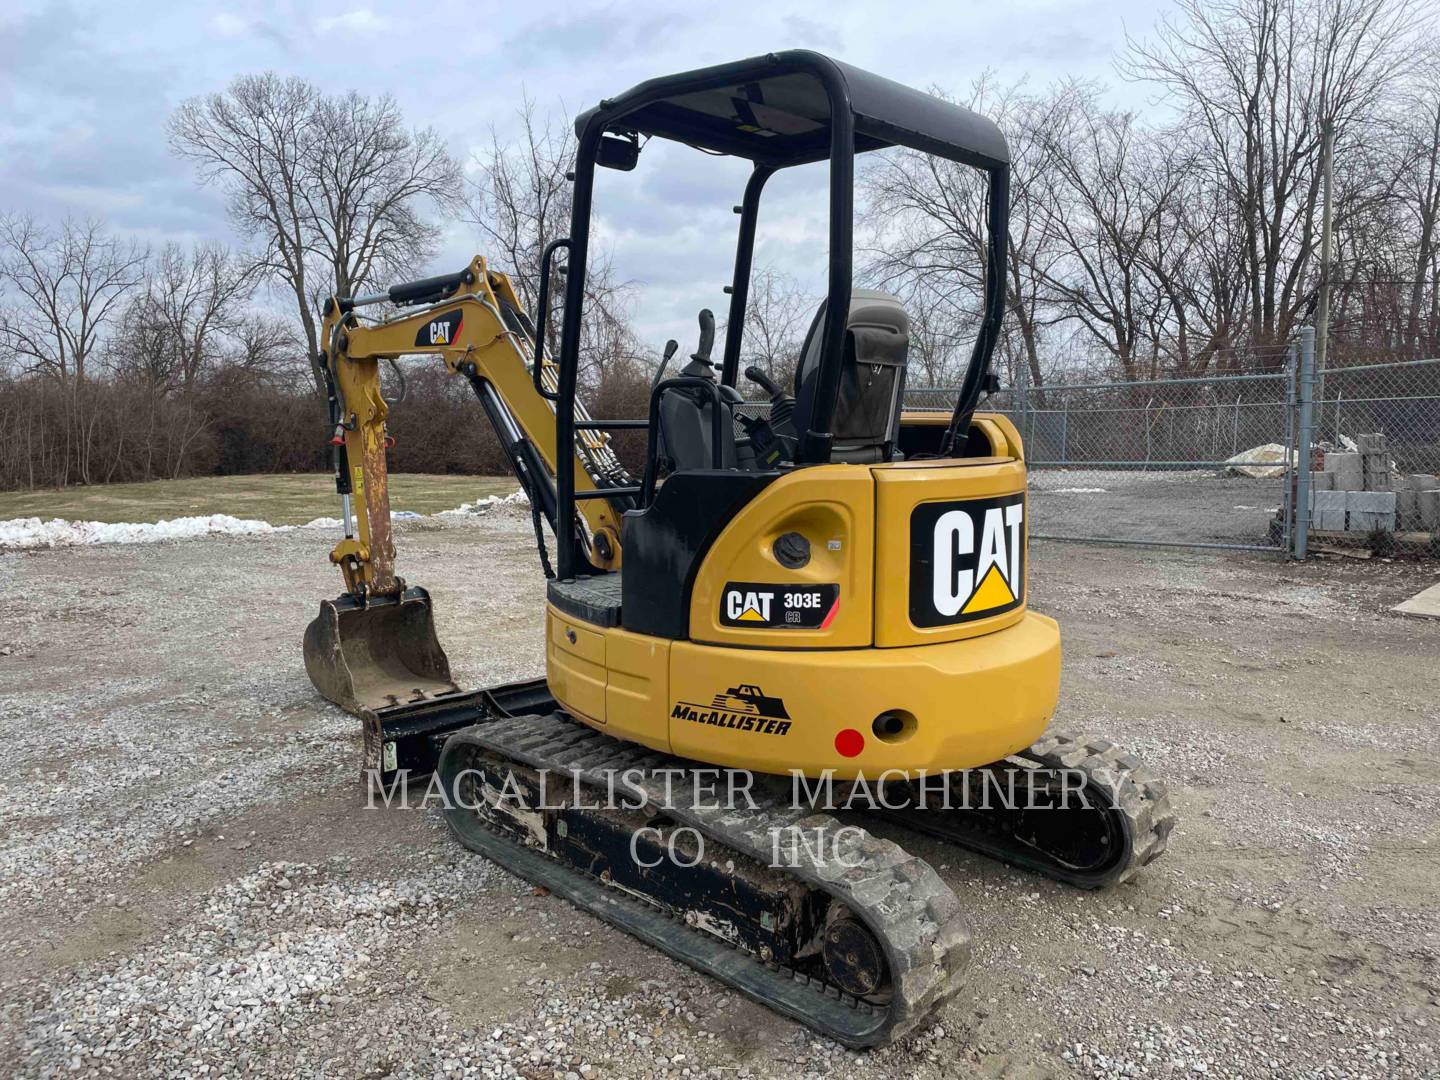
[835, 728, 864, 758]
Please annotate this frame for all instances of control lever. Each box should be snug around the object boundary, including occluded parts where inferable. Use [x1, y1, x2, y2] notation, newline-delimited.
[652, 339, 680, 391]
[743, 365, 782, 397]
[692, 309, 716, 366]
[739, 365, 797, 467]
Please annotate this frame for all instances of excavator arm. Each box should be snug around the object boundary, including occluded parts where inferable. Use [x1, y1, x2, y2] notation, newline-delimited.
[317, 255, 631, 600]
[304, 256, 635, 715]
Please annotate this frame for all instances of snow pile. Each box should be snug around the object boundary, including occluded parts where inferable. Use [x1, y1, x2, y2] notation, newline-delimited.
[437, 490, 530, 517]
[0, 514, 279, 550]
[1, 506, 466, 552]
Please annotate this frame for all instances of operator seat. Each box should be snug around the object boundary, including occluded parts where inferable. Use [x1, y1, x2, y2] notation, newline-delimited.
[792, 290, 910, 464]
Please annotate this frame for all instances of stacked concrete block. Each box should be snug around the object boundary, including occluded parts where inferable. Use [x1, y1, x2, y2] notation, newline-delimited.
[1348, 491, 1397, 533]
[1309, 439, 1436, 535]
[1325, 451, 1364, 491]
[1357, 433, 1392, 491]
[1393, 474, 1437, 531]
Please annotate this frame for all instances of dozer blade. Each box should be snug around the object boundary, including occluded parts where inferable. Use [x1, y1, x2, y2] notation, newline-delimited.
[303, 586, 459, 716]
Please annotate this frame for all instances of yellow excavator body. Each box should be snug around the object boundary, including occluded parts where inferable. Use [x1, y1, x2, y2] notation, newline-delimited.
[545, 420, 1060, 779]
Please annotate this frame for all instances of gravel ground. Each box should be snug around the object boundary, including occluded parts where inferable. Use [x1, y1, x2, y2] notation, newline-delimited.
[1029, 470, 1285, 547]
[1, 505, 1437, 1079]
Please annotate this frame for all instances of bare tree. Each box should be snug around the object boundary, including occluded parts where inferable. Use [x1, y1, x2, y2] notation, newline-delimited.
[465, 96, 639, 383]
[224, 313, 304, 387]
[168, 74, 461, 383]
[1389, 42, 1440, 349]
[741, 268, 811, 390]
[466, 95, 573, 316]
[904, 294, 968, 388]
[0, 215, 147, 485]
[303, 91, 463, 300]
[114, 242, 258, 394]
[861, 78, 1074, 392]
[0, 215, 146, 384]
[1034, 94, 1207, 378]
[1121, 0, 1426, 345]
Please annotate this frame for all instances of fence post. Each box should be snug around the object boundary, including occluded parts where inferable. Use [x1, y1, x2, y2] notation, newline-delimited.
[1283, 343, 1296, 556]
[1293, 327, 1317, 560]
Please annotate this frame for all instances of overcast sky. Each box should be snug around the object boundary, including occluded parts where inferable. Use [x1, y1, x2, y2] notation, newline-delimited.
[0, 0, 1172, 352]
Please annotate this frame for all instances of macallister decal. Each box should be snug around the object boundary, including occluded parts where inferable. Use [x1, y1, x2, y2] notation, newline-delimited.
[671, 683, 792, 736]
[719, 582, 839, 629]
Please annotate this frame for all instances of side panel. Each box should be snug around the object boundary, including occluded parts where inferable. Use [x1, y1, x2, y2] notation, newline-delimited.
[688, 466, 875, 648]
[546, 607, 607, 724]
[872, 458, 1031, 648]
[603, 627, 672, 754]
[546, 606, 672, 754]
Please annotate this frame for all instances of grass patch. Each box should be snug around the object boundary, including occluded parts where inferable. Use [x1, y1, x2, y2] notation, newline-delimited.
[0, 474, 515, 527]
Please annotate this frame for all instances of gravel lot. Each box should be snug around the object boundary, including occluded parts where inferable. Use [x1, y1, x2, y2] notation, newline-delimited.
[1029, 469, 1285, 547]
[1, 505, 1437, 1078]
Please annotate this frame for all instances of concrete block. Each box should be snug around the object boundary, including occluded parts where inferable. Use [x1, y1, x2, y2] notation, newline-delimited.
[1420, 489, 1440, 531]
[1394, 582, 1440, 619]
[1404, 473, 1439, 491]
[1310, 471, 1334, 491]
[1326, 452, 1363, 490]
[1363, 454, 1392, 491]
[1311, 489, 1347, 531]
[1357, 433, 1387, 455]
[1348, 491, 1396, 512]
[1350, 511, 1396, 532]
[1398, 489, 1421, 530]
[1346, 490, 1396, 532]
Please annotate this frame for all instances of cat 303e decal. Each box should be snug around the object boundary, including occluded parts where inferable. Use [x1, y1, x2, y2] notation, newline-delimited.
[909, 493, 1025, 628]
[720, 582, 840, 629]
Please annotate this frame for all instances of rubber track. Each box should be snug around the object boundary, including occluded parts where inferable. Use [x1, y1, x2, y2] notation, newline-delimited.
[889, 731, 1176, 889]
[439, 712, 971, 1047]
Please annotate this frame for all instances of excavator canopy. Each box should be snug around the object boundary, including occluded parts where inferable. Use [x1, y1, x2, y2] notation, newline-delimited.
[574, 50, 1010, 169]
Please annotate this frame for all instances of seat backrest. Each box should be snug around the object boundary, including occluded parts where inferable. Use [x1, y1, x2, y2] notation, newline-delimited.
[792, 290, 910, 464]
[658, 375, 738, 471]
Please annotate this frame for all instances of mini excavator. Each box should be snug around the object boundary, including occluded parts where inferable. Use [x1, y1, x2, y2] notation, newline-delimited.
[303, 52, 1174, 1046]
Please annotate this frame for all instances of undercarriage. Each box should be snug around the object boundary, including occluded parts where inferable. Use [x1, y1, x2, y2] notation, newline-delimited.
[373, 680, 1174, 1047]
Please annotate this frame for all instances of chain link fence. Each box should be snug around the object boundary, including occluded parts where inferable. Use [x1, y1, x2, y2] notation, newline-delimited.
[1296, 356, 1440, 558]
[904, 341, 1440, 558]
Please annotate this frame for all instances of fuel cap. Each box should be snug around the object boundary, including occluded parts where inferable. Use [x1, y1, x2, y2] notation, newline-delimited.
[773, 531, 810, 569]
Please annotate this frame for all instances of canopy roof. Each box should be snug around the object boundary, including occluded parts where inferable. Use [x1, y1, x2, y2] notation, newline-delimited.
[575, 50, 1009, 171]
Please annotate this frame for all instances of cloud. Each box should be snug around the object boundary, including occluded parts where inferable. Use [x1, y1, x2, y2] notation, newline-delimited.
[210, 12, 249, 38]
[780, 15, 844, 52]
[316, 9, 392, 35]
[500, 6, 693, 66]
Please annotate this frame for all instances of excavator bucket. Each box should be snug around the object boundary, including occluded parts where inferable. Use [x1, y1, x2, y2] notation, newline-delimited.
[302, 586, 459, 716]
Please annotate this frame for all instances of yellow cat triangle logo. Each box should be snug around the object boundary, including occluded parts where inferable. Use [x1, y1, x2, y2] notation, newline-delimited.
[737, 603, 767, 622]
[962, 564, 1016, 615]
